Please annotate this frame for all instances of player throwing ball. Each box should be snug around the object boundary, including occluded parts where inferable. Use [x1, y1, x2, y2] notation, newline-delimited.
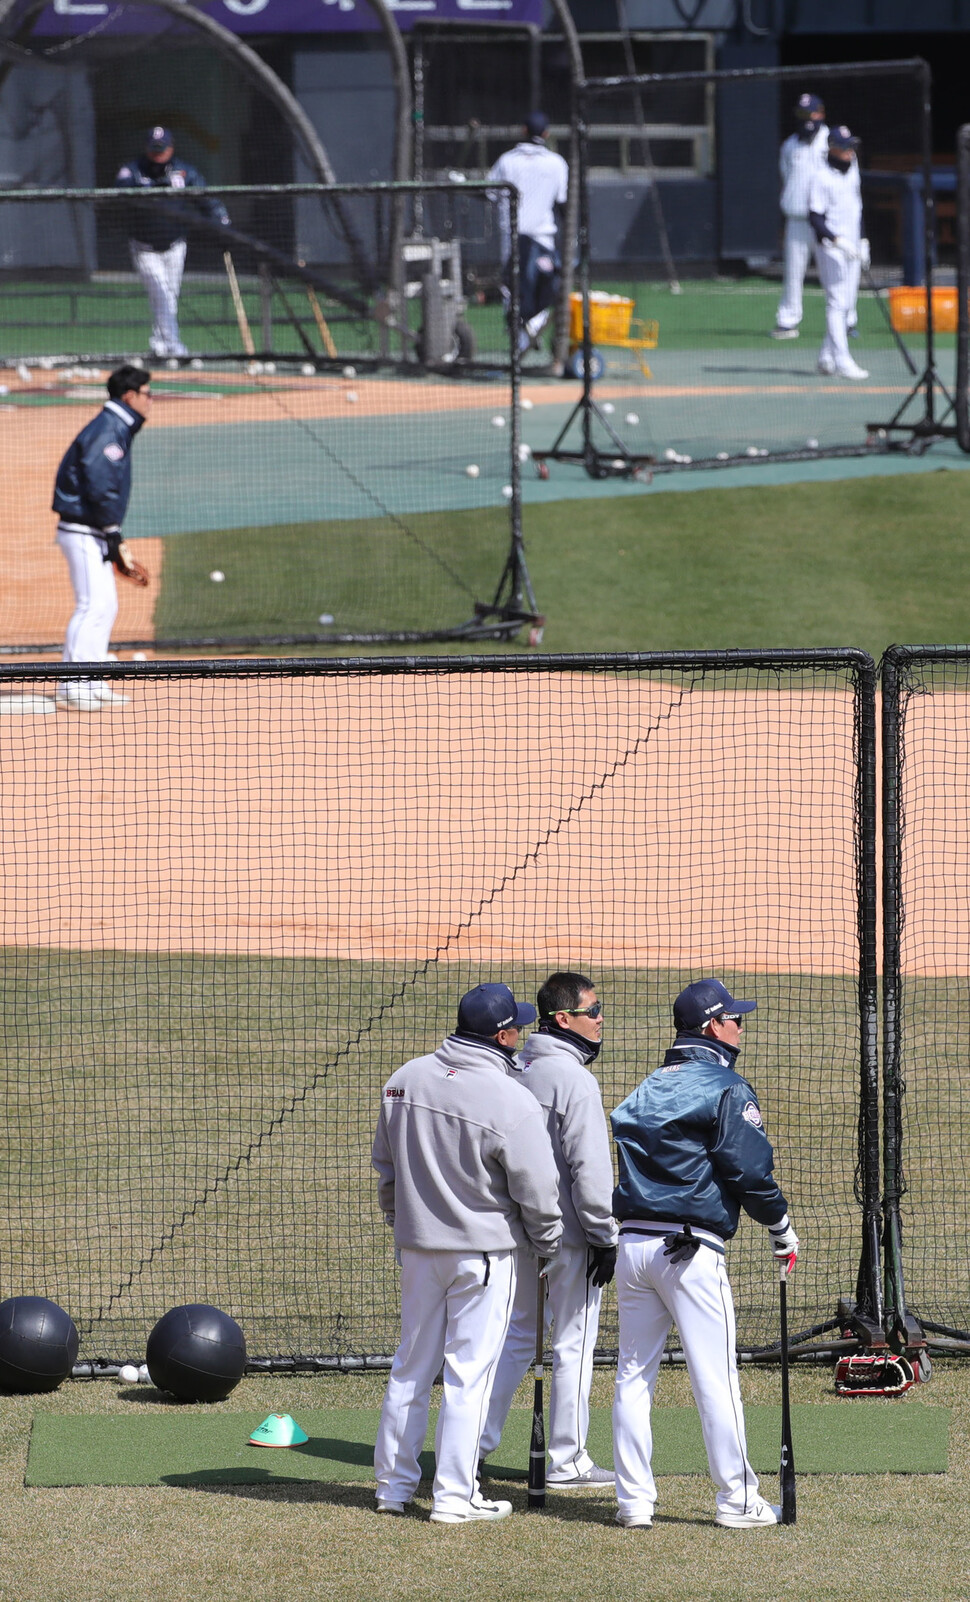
[610, 979, 799, 1530]
[809, 125, 869, 381]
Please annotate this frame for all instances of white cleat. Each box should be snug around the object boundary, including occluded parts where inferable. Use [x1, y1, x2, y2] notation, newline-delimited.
[375, 1500, 406, 1516]
[716, 1500, 782, 1529]
[548, 1464, 615, 1487]
[615, 1510, 654, 1529]
[770, 327, 799, 340]
[56, 683, 110, 712]
[835, 360, 869, 380]
[90, 683, 130, 706]
[430, 1498, 512, 1524]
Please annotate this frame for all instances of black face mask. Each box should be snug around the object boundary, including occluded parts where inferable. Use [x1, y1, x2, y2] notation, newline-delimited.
[828, 152, 853, 173]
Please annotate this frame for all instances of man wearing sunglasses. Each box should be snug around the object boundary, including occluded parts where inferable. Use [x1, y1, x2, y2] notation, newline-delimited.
[610, 978, 799, 1531]
[479, 971, 617, 1489]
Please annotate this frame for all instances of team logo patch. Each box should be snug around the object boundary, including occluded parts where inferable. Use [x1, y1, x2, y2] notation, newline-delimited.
[741, 1100, 763, 1128]
[103, 444, 125, 462]
[385, 1087, 404, 1099]
[445, 1069, 457, 1078]
[171, 173, 185, 189]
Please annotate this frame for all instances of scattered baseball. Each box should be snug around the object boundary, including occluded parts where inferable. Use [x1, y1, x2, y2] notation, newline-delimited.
[247, 361, 262, 376]
[165, 358, 179, 371]
[16, 363, 31, 383]
[189, 358, 203, 370]
[517, 443, 532, 461]
[521, 396, 534, 410]
[132, 651, 147, 661]
[209, 570, 225, 583]
[612, 459, 626, 470]
[744, 445, 760, 457]
[625, 412, 640, 425]
[716, 452, 729, 461]
[263, 361, 276, 374]
[342, 365, 357, 378]
[681, 454, 693, 464]
[501, 484, 513, 498]
[806, 437, 819, 450]
[663, 447, 678, 461]
[119, 1364, 139, 1385]
[318, 613, 335, 626]
[491, 415, 506, 428]
[601, 402, 615, 415]
[345, 391, 359, 403]
[465, 463, 480, 478]
[301, 364, 315, 376]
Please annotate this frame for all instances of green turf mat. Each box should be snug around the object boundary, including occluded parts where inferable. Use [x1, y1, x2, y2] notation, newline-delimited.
[25, 1403, 948, 1487]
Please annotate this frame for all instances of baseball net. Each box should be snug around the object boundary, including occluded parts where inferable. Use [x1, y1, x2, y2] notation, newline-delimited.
[0, 181, 538, 650]
[0, 651, 877, 1366]
[882, 647, 970, 1351]
[537, 60, 945, 480]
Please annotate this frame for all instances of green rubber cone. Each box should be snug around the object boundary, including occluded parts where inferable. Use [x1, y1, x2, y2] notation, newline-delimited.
[247, 1413, 309, 1448]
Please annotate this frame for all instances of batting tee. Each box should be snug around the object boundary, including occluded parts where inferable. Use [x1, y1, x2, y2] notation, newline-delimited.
[0, 651, 879, 1368]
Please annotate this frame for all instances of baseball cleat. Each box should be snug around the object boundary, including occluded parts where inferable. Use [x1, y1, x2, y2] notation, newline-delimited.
[615, 1510, 653, 1529]
[715, 1500, 782, 1529]
[375, 1500, 407, 1516]
[429, 1498, 512, 1524]
[55, 683, 114, 712]
[547, 1464, 615, 1487]
[835, 360, 869, 380]
[90, 684, 130, 706]
[770, 327, 799, 339]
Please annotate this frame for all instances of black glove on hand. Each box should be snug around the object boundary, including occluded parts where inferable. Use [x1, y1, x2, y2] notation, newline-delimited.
[586, 1244, 617, 1287]
[663, 1224, 701, 1265]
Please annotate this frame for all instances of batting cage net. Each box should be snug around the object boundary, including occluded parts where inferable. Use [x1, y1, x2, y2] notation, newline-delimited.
[0, 182, 539, 651]
[882, 647, 970, 1350]
[536, 60, 943, 482]
[0, 652, 877, 1367]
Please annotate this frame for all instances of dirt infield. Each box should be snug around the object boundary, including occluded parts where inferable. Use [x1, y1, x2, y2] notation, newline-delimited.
[0, 672, 864, 972]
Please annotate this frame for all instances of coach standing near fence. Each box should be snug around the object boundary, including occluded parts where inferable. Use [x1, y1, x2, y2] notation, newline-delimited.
[610, 978, 799, 1530]
[808, 125, 869, 381]
[771, 93, 829, 341]
[488, 112, 568, 357]
[479, 971, 617, 1488]
[52, 364, 152, 711]
[116, 126, 230, 359]
[372, 982, 562, 1524]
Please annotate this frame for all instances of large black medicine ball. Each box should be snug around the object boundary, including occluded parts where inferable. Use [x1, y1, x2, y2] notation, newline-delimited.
[0, 1295, 79, 1392]
[146, 1304, 247, 1402]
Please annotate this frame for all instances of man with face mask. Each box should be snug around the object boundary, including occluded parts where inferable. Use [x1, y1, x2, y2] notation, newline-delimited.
[116, 126, 231, 359]
[808, 124, 869, 381]
[478, 971, 617, 1490]
[771, 93, 829, 342]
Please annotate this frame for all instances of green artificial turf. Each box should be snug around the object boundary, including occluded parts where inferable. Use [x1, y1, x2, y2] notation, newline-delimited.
[25, 1403, 948, 1487]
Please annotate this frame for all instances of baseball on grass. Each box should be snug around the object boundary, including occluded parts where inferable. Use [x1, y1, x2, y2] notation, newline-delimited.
[521, 396, 534, 410]
[209, 570, 225, 583]
[806, 437, 819, 450]
[625, 412, 640, 425]
[465, 463, 480, 478]
[342, 365, 357, 378]
[601, 402, 615, 414]
[318, 613, 335, 626]
[119, 1364, 140, 1384]
[501, 484, 513, 498]
[301, 364, 315, 376]
[189, 358, 203, 370]
[263, 361, 276, 374]
[745, 445, 760, 457]
[491, 415, 506, 428]
[517, 443, 532, 461]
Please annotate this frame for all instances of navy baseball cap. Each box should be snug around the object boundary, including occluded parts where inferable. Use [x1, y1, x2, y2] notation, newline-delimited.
[828, 125, 860, 153]
[457, 983, 537, 1036]
[145, 125, 175, 153]
[795, 93, 825, 118]
[525, 111, 549, 138]
[673, 979, 756, 1033]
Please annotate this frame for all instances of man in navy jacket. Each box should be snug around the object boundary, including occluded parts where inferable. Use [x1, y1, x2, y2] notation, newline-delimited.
[610, 979, 799, 1531]
[52, 364, 152, 710]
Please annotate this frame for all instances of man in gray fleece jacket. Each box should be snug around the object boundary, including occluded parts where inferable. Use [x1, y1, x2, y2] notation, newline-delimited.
[372, 982, 563, 1524]
[479, 971, 618, 1488]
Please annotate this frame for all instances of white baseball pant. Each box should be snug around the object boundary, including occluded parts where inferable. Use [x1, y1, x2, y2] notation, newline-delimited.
[479, 1243, 601, 1478]
[612, 1232, 762, 1522]
[816, 240, 861, 371]
[56, 526, 118, 663]
[375, 1247, 516, 1517]
[130, 237, 188, 357]
[775, 217, 817, 331]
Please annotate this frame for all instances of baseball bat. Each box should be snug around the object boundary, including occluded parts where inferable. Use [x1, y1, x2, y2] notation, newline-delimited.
[779, 1258, 796, 1525]
[861, 262, 918, 376]
[223, 251, 256, 357]
[527, 1260, 546, 1511]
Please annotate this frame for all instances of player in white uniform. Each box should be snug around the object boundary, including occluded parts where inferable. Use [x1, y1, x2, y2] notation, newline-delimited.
[479, 972, 618, 1489]
[372, 983, 562, 1524]
[610, 979, 799, 1530]
[771, 93, 829, 340]
[488, 112, 569, 355]
[808, 125, 869, 381]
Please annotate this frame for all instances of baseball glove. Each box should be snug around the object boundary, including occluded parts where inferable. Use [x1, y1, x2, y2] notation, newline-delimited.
[113, 539, 149, 587]
[834, 1353, 916, 1397]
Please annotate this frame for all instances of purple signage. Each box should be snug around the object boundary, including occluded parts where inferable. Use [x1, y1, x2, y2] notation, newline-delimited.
[35, 0, 545, 35]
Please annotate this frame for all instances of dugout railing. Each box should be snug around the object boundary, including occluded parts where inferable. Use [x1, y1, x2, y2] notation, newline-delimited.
[0, 651, 879, 1371]
[881, 646, 970, 1356]
[535, 59, 959, 483]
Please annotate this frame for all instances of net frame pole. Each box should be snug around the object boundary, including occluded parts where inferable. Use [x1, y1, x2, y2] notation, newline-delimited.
[854, 652, 884, 1336]
[956, 125, 970, 451]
